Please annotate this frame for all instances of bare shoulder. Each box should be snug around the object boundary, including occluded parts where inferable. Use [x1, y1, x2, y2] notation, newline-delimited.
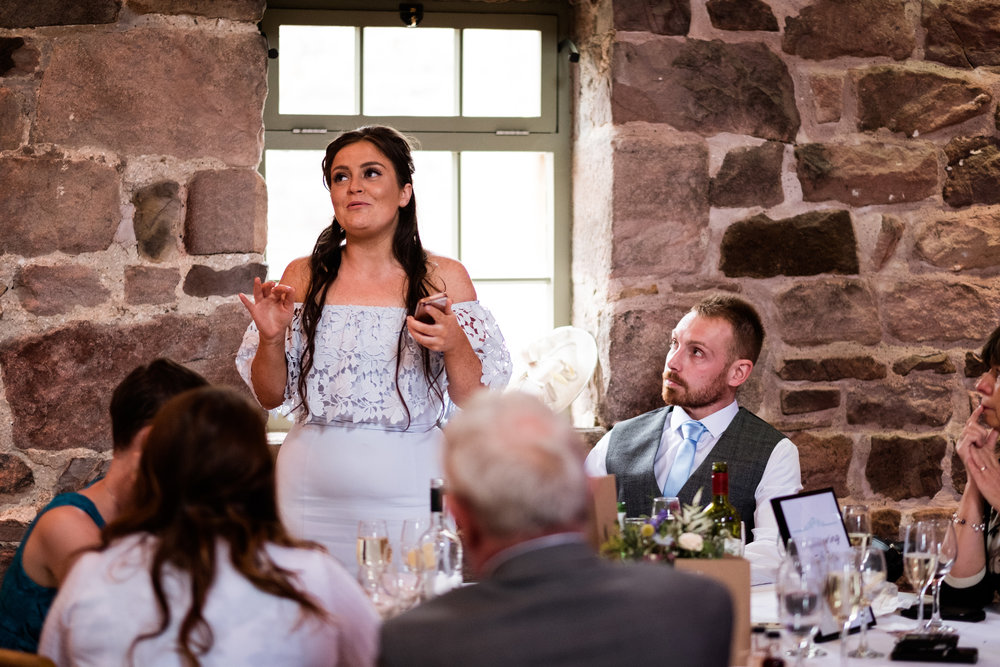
[280, 256, 313, 295]
[426, 253, 477, 303]
[24, 505, 103, 585]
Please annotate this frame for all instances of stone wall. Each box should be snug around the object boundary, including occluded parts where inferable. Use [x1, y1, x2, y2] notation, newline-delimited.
[0, 0, 266, 566]
[574, 0, 1000, 540]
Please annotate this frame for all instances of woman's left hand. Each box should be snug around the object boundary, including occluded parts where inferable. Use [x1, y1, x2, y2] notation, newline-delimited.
[963, 421, 1000, 509]
[405, 300, 467, 353]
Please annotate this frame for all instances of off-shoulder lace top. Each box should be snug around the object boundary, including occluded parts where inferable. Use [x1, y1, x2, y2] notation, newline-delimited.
[236, 301, 512, 431]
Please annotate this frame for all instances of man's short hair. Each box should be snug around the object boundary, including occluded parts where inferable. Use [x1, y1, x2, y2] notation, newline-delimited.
[109, 358, 209, 452]
[442, 391, 588, 539]
[980, 325, 1000, 369]
[691, 294, 764, 364]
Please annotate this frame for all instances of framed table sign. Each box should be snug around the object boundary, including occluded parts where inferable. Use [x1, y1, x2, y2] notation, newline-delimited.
[771, 487, 875, 642]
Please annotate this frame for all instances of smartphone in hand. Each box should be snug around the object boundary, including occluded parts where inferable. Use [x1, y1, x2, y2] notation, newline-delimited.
[414, 292, 448, 324]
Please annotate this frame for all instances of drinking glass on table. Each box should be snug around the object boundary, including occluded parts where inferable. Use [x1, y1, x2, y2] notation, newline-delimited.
[842, 504, 872, 552]
[849, 544, 887, 659]
[823, 548, 863, 667]
[397, 517, 429, 610]
[924, 518, 958, 634]
[651, 496, 681, 520]
[780, 538, 827, 659]
[902, 521, 939, 634]
[776, 549, 823, 667]
[357, 519, 397, 617]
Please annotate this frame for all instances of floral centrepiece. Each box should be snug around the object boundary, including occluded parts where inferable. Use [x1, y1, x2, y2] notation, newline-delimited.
[600, 491, 722, 562]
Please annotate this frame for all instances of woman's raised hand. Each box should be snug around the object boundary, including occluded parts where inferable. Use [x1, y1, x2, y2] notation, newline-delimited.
[239, 278, 296, 343]
[956, 404, 1000, 506]
[405, 298, 465, 353]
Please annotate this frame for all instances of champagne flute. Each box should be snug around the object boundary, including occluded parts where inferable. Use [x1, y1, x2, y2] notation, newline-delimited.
[398, 517, 428, 610]
[924, 518, 958, 634]
[776, 548, 823, 667]
[902, 521, 939, 634]
[357, 519, 392, 580]
[823, 548, 863, 667]
[849, 545, 887, 659]
[842, 504, 871, 552]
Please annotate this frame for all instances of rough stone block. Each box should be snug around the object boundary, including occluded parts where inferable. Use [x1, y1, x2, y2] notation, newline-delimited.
[13, 264, 110, 316]
[892, 353, 956, 376]
[867, 435, 947, 500]
[706, 0, 777, 32]
[613, 0, 690, 34]
[881, 281, 994, 343]
[0, 156, 120, 257]
[183, 263, 267, 298]
[720, 210, 858, 278]
[709, 141, 784, 208]
[790, 431, 852, 496]
[185, 169, 267, 255]
[0, 454, 33, 495]
[855, 64, 991, 137]
[871, 507, 901, 543]
[0, 0, 119, 28]
[872, 215, 903, 271]
[923, 0, 1000, 68]
[776, 280, 881, 346]
[610, 130, 708, 277]
[847, 380, 952, 429]
[124, 265, 180, 305]
[33, 28, 266, 165]
[778, 356, 887, 382]
[781, 389, 840, 415]
[0, 37, 40, 76]
[965, 351, 989, 378]
[795, 142, 938, 206]
[0, 303, 251, 452]
[783, 0, 915, 61]
[55, 457, 108, 495]
[809, 73, 844, 124]
[943, 136, 1000, 208]
[0, 518, 29, 543]
[0, 88, 26, 150]
[132, 181, 182, 261]
[915, 205, 1000, 272]
[611, 37, 799, 142]
[127, 0, 264, 21]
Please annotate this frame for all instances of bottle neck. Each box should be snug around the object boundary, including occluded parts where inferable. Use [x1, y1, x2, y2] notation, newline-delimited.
[430, 485, 445, 524]
[712, 471, 729, 500]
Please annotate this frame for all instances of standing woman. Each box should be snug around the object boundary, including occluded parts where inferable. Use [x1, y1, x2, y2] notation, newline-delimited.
[237, 126, 512, 572]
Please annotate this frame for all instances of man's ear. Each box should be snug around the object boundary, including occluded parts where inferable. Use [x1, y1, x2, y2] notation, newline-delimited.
[449, 496, 480, 547]
[727, 359, 754, 388]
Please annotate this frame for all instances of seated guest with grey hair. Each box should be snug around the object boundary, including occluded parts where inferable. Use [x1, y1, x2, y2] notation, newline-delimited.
[378, 391, 733, 667]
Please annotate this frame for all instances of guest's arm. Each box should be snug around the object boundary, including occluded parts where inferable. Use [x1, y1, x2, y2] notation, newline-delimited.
[950, 406, 997, 580]
[745, 438, 802, 585]
[22, 506, 102, 587]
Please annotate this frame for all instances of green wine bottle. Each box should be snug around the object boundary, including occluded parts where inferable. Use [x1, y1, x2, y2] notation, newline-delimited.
[704, 461, 743, 556]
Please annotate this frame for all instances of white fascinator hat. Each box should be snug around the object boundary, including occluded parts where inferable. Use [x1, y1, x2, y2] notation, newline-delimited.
[508, 326, 598, 413]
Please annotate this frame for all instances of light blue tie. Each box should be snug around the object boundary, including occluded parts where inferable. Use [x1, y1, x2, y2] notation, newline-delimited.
[663, 420, 706, 497]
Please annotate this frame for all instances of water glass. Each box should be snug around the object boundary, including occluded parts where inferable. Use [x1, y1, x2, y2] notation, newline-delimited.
[776, 549, 823, 667]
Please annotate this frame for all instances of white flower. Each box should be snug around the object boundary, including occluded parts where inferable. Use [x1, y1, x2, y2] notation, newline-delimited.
[678, 532, 704, 552]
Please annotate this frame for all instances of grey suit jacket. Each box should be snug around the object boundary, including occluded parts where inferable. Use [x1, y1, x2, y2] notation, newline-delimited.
[378, 539, 733, 667]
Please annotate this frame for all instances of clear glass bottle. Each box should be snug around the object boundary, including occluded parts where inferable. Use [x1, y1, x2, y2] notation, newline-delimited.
[704, 461, 743, 556]
[417, 478, 463, 599]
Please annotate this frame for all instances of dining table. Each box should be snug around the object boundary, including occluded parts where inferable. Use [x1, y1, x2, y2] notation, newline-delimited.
[751, 583, 1000, 665]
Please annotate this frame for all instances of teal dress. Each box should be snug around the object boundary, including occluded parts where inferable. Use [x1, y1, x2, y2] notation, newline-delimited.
[0, 493, 105, 652]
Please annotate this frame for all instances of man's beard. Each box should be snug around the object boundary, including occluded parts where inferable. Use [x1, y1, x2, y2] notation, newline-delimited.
[662, 370, 729, 410]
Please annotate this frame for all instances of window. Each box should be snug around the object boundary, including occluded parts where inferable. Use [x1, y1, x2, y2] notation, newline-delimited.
[260, 3, 571, 362]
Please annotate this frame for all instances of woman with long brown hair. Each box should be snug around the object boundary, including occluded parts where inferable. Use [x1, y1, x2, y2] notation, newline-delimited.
[39, 387, 378, 666]
[236, 125, 511, 573]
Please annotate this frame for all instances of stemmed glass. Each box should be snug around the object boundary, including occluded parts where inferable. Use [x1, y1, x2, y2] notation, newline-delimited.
[924, 518, 958, 634]
[843, 504, 871, 552]
[651, 496, 681, 520]
[849, 544, 887, 659]
[902, 521, 939, 634]
[397, 517, 428, 611]
[823, 548, 863, 667]
[779, 538, 827, 659]
[357, 519, 396, 618]
[776, 547, 823, 667]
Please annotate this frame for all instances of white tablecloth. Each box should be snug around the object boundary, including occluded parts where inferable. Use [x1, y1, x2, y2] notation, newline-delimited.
[751, 584, 1000, 665]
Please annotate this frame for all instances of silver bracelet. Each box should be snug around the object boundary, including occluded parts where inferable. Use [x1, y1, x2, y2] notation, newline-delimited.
[952, 513, 986, 533]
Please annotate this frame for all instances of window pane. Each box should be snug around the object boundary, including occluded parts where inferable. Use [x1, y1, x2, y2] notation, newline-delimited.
[473, 281, 553, 368]
[460, 152, 552, 279]
[363, 28, 456, 116]
[264, 150, 331, 280]
[278, 26, 356, 116]
[412, 151, 456, 258]
[463, 29, 541, 118]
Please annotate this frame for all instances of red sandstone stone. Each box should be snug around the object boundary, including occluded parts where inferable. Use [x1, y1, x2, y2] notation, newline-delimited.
[613, 0, 690, 35]
[914, 205, 1000, 271]
[881, 281, 994, 343]
[867, 434, 947, 501]
[923, 0, 1000, 68]
[184, 169, 267, 255]
[776, 280, 881, 346]
[128, 0, 264, 21]
[0, 454, 33, 495]
[809, 73, 844, 124]
[783, 0, 914, 61]
[0, 88, 26, 150]
[124, 265, 180, 305]
[847, 379, 952, 429]
[13, 264, 110, 316]
[789, 431, 852, 497]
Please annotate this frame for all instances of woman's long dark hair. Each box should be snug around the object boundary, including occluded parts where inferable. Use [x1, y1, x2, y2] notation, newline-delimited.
[101, 387, 328, 666]
[298, 125, 444, 425]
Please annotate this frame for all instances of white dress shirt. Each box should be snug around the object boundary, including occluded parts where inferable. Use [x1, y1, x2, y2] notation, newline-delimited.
[584, 400, 802, 585]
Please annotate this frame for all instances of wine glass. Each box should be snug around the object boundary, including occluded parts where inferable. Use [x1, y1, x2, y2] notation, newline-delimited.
[842, 504, 871, 552]
[924, 518, 958, 634]
[849, 544, 887, 659]
[776, 548, 823, 667]
[902, 521, 939, 634]
[781, 538, 827, 659]
[397, 517, 428, 610]
[651, 496, 680, 520]
[823, 548, 863, 667]
[357, 519, 392, 573]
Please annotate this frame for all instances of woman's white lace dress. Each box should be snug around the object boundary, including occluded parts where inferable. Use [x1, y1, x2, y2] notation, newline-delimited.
[237, 302, 511, 574]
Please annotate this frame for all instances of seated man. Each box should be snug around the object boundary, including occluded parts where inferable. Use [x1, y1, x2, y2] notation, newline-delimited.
[379, 391, 733, 667]
[585, 294, 801, 584]
[945, 323, 1000, 609]
[0, 358, 207, 652]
